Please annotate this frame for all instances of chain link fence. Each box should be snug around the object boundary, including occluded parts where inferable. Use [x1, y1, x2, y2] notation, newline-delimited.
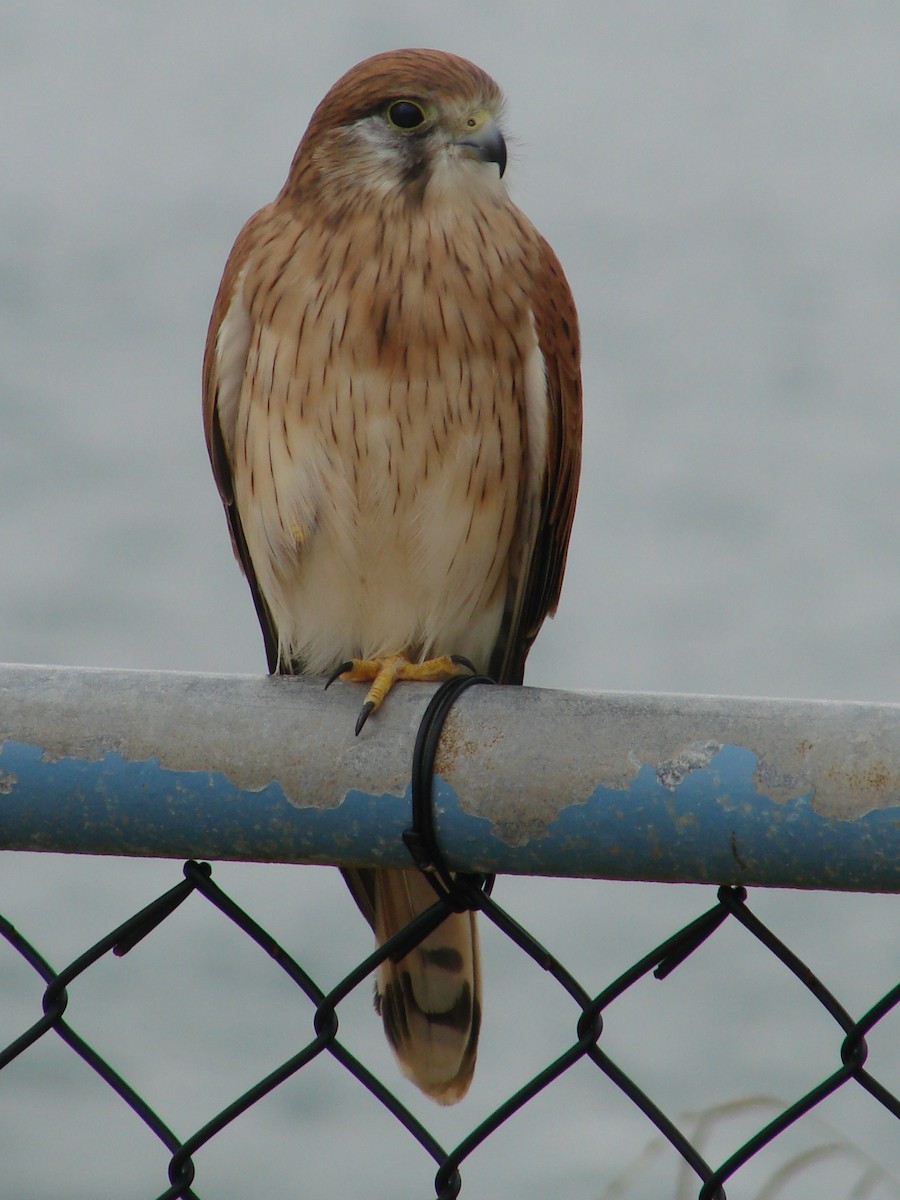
[2, 862, 899, 1197]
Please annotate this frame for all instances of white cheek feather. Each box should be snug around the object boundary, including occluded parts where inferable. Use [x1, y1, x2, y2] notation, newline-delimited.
[426, 147, 508, 203]
[335, 120, 413, 195]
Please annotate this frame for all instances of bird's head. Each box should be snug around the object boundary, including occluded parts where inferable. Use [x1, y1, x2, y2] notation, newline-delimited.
[284, 49, 508, 207]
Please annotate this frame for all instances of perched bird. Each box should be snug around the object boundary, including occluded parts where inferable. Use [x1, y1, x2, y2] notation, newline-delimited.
[203, 48, 582, 1103]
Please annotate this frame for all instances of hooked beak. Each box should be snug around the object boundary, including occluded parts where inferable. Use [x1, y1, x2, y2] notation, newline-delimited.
[456, 113, 507, 177]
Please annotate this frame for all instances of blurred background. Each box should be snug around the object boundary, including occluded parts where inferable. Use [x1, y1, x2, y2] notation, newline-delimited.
[1, 3, 898, 1197]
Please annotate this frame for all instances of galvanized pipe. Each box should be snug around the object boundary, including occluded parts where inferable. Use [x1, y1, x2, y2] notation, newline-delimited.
[0, 663, 898, 890]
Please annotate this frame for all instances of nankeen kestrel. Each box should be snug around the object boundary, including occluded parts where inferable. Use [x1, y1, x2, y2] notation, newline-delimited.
[203, 48, 582, 1103]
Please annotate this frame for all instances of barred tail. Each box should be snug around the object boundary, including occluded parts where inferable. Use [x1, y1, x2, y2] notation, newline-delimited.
[344, 866, 481, 1104]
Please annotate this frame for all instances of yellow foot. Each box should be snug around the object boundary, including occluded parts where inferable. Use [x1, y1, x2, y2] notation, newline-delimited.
[325, 654, 476, 735]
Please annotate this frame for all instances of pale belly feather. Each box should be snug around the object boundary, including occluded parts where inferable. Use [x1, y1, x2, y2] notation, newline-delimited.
[235, 354, 525, 674]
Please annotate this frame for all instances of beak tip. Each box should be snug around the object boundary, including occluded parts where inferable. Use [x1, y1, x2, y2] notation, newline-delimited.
[457, 117, 507, 178]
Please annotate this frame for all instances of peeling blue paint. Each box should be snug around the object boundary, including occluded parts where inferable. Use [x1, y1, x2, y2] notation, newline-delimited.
[1, 737, 899, 890]
[0, 738, 414, 866]
[435, 743, 900, 889]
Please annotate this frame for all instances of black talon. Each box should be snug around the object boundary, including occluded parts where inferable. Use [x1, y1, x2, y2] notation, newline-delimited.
[325, 661, 354, 689]
[355, 700, 375, 737]
[450, 655, 478, 675]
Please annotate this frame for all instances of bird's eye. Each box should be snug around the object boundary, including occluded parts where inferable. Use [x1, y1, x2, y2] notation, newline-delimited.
[386, 100, 427, 130]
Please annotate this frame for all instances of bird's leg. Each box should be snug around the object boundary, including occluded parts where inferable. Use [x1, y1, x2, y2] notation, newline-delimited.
[326, 653, 476, 735]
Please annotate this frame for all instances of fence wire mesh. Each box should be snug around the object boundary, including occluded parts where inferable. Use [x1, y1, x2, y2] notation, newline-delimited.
[2, 856, 899, 1199]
